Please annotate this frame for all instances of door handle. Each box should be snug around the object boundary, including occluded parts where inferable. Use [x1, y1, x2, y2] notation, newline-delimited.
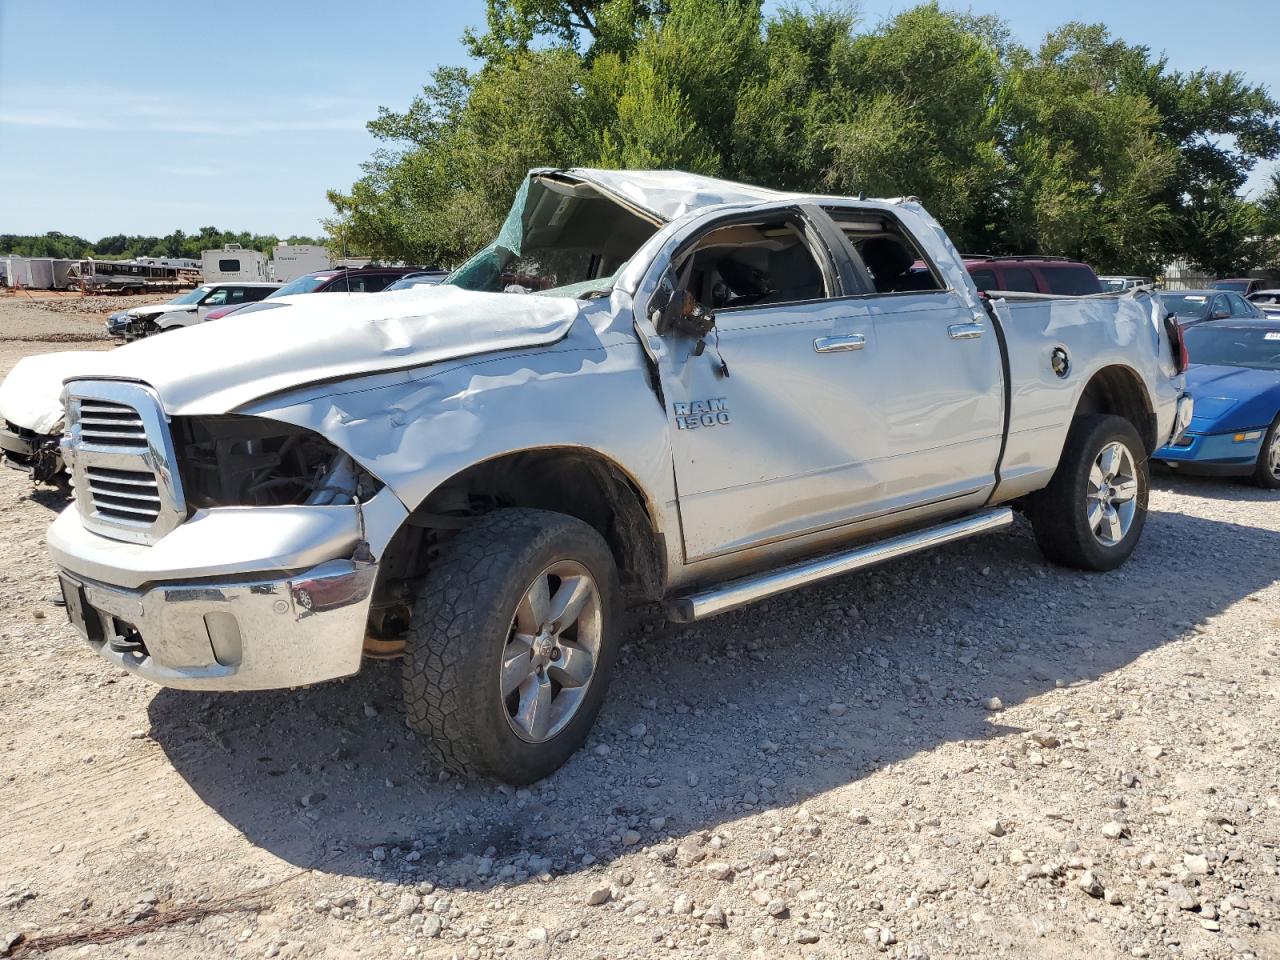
[948, 323, 984, 340]
[814, 334, 866, 353]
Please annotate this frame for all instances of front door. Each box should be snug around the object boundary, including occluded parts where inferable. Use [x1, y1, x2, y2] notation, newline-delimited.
[655, 209, 889, 561]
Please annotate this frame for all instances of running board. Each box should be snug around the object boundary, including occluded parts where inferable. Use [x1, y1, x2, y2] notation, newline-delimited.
[666, 507, 1014, 622]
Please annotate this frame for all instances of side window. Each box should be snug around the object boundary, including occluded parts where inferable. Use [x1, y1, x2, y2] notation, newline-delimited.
[968, 268, 997, 292]
[1003, 267, 1039, 293]
[825, 212, 942, 294]
[245, 287, 271, 302]
[203, 288, 229, 306]
[359, 274, 394, 293]
[218, 258, 241, 273]
[673, 217, 830, 312]
[1211, 295, 1229, 318]
[227, 287, 248, 303]
[1041, 266, 1102, 295]
[1228, 293, 1253, 317]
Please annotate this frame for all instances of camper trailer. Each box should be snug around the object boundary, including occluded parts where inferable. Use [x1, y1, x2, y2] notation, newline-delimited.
[271, 243, 331, 282]
[201, 244, 270, 283]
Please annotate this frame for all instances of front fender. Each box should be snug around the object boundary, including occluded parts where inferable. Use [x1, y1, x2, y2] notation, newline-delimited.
[238, 325, 675, 531]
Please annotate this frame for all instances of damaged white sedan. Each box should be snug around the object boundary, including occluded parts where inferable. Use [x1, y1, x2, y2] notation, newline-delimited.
[46, 168, 1191, 783]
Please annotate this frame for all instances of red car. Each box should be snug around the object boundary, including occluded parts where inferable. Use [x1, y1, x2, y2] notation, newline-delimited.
[961, 256, 1103, 296]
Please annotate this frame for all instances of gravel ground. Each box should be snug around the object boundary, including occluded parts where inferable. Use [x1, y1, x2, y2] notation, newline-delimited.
[0, 321, 1277, 960]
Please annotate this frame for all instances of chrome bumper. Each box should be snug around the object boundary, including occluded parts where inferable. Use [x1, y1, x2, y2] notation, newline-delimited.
[57, 559, 377, 691]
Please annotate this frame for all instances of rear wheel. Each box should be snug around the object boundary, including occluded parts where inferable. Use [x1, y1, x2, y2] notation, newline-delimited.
[402, 509, 621, 783]
[1027, 414, 1149, 571]
[1253, 416, 1280, 489]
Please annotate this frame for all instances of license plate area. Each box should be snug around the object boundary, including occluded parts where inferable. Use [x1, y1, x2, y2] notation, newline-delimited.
[59, 573, 104, 644]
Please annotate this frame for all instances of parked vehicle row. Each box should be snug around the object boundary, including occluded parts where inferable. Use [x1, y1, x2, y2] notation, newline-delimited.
[106, 282, 280, 339]
[30, 167, 1192, 784]
[1156, 289, 1268, 327]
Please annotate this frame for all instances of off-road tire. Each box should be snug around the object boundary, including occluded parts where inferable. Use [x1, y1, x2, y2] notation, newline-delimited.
[403, 508, 621, 783]
[1027, 414, 1149, 571]
[1253, 415, 1280, 490]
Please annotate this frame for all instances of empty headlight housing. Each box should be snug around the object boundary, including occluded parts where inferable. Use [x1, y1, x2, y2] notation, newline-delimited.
[172, 415, 382, 509]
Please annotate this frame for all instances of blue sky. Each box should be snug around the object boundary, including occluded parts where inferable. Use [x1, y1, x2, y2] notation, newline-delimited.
[1, 0, 1276, 239]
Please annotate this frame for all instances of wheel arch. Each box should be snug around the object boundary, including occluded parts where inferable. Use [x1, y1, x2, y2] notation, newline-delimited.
[1073, 364, 1157, 454]
[378, 446, 666, 612]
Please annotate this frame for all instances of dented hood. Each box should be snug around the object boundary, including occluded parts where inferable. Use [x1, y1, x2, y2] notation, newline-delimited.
[69, 285, 581, 415]
[0, 350, 118, 434]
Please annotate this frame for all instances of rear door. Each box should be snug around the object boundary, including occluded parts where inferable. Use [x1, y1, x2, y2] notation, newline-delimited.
[823, 209, 1004, 513]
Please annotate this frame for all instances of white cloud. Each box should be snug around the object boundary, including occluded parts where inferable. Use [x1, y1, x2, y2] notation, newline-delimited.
[0, 85, 376, 136]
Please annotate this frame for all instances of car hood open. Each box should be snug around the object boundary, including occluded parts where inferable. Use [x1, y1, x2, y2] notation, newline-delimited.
[65, 285, 581, 415]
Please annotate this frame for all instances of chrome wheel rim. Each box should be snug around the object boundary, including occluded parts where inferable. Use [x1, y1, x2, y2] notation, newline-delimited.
[1087, 441, 1139, 546]
[1269, 430, 1280, 479]
[500, 560, 602, 743]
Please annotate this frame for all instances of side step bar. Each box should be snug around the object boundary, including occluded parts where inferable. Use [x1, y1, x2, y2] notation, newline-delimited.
[666, 507, 1014, 622]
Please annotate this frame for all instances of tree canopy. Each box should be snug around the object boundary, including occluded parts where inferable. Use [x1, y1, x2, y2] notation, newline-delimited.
[329, 1, 1280, 276]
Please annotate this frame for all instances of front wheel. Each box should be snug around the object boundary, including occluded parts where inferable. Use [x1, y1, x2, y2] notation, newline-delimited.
[1027, 414, 1150, 571]
[403, 509, 621, 783]
[1254, 416, 1280, 489]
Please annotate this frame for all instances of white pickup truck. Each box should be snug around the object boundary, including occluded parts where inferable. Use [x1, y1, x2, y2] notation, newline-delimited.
[45, 168, 1191, 783]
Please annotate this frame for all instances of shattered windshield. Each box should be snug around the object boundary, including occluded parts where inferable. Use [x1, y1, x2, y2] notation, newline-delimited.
[445, 175, 660, 299]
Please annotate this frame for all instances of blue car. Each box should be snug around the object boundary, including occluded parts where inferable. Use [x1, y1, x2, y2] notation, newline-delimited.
[1156, 318, 1280, 488]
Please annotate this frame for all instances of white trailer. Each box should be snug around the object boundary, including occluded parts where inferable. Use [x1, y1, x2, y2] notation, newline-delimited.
[271, 243, 331, 282]
[201, 245, 269, 283]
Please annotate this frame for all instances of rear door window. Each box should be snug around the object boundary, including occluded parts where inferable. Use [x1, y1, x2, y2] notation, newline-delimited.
[968, 268, 997, 292]
[1041, 266, 1102, 295]
[1002, 267, 1039, 293]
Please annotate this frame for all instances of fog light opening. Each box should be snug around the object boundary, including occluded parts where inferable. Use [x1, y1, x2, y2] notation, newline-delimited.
[204, 612, 243, 667]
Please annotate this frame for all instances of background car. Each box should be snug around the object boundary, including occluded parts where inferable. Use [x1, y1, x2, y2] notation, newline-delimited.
[202, 265, 434, 321]
[107, 282, 280, 338]
[1246, 289, 1280, 318]
[1155, 318, 1280, 487]
[961, 256, 1104, 295]
[1100, 275, 1155, 292]
[1211, 278, 1271, 297]
[1156, 289, 1263, 326]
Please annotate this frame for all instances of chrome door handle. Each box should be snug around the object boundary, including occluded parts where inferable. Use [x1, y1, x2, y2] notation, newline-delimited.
[814, 334, 866, 353]
[948, 323, 984, 340]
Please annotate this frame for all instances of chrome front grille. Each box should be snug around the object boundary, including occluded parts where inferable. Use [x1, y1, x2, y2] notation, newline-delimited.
[64, 381, 186, 545]
[84, 466, 163, 523]
[77, 400, 147, 447]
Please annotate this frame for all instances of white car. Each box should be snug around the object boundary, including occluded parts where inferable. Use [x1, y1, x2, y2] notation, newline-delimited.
[105, 282, 280, 340]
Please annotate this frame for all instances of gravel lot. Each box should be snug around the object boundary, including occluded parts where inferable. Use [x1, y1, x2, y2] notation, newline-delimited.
[1, 300, 1277, 960]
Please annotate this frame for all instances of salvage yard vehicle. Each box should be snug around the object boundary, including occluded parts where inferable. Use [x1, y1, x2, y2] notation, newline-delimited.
[106, 282, 281, 339]
[1158, 289, 1264, 327]
[46, 168, 1191, 783]
[1156, 318, 1280, 488]
[1101, 275, 1156, 293]
[1, 351, 117, 482]
[956, 255, 1104, 295]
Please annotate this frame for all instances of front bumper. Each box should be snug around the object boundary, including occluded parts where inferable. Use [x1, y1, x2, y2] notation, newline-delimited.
[1, 421, 62, 481]
[1156, 428, 1265, 476]
[57, 559, 377, 690]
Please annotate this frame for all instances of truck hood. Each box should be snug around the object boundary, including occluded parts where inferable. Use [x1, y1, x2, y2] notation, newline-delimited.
[70, 285, 581, 415]
[0, 350, 118, 434]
